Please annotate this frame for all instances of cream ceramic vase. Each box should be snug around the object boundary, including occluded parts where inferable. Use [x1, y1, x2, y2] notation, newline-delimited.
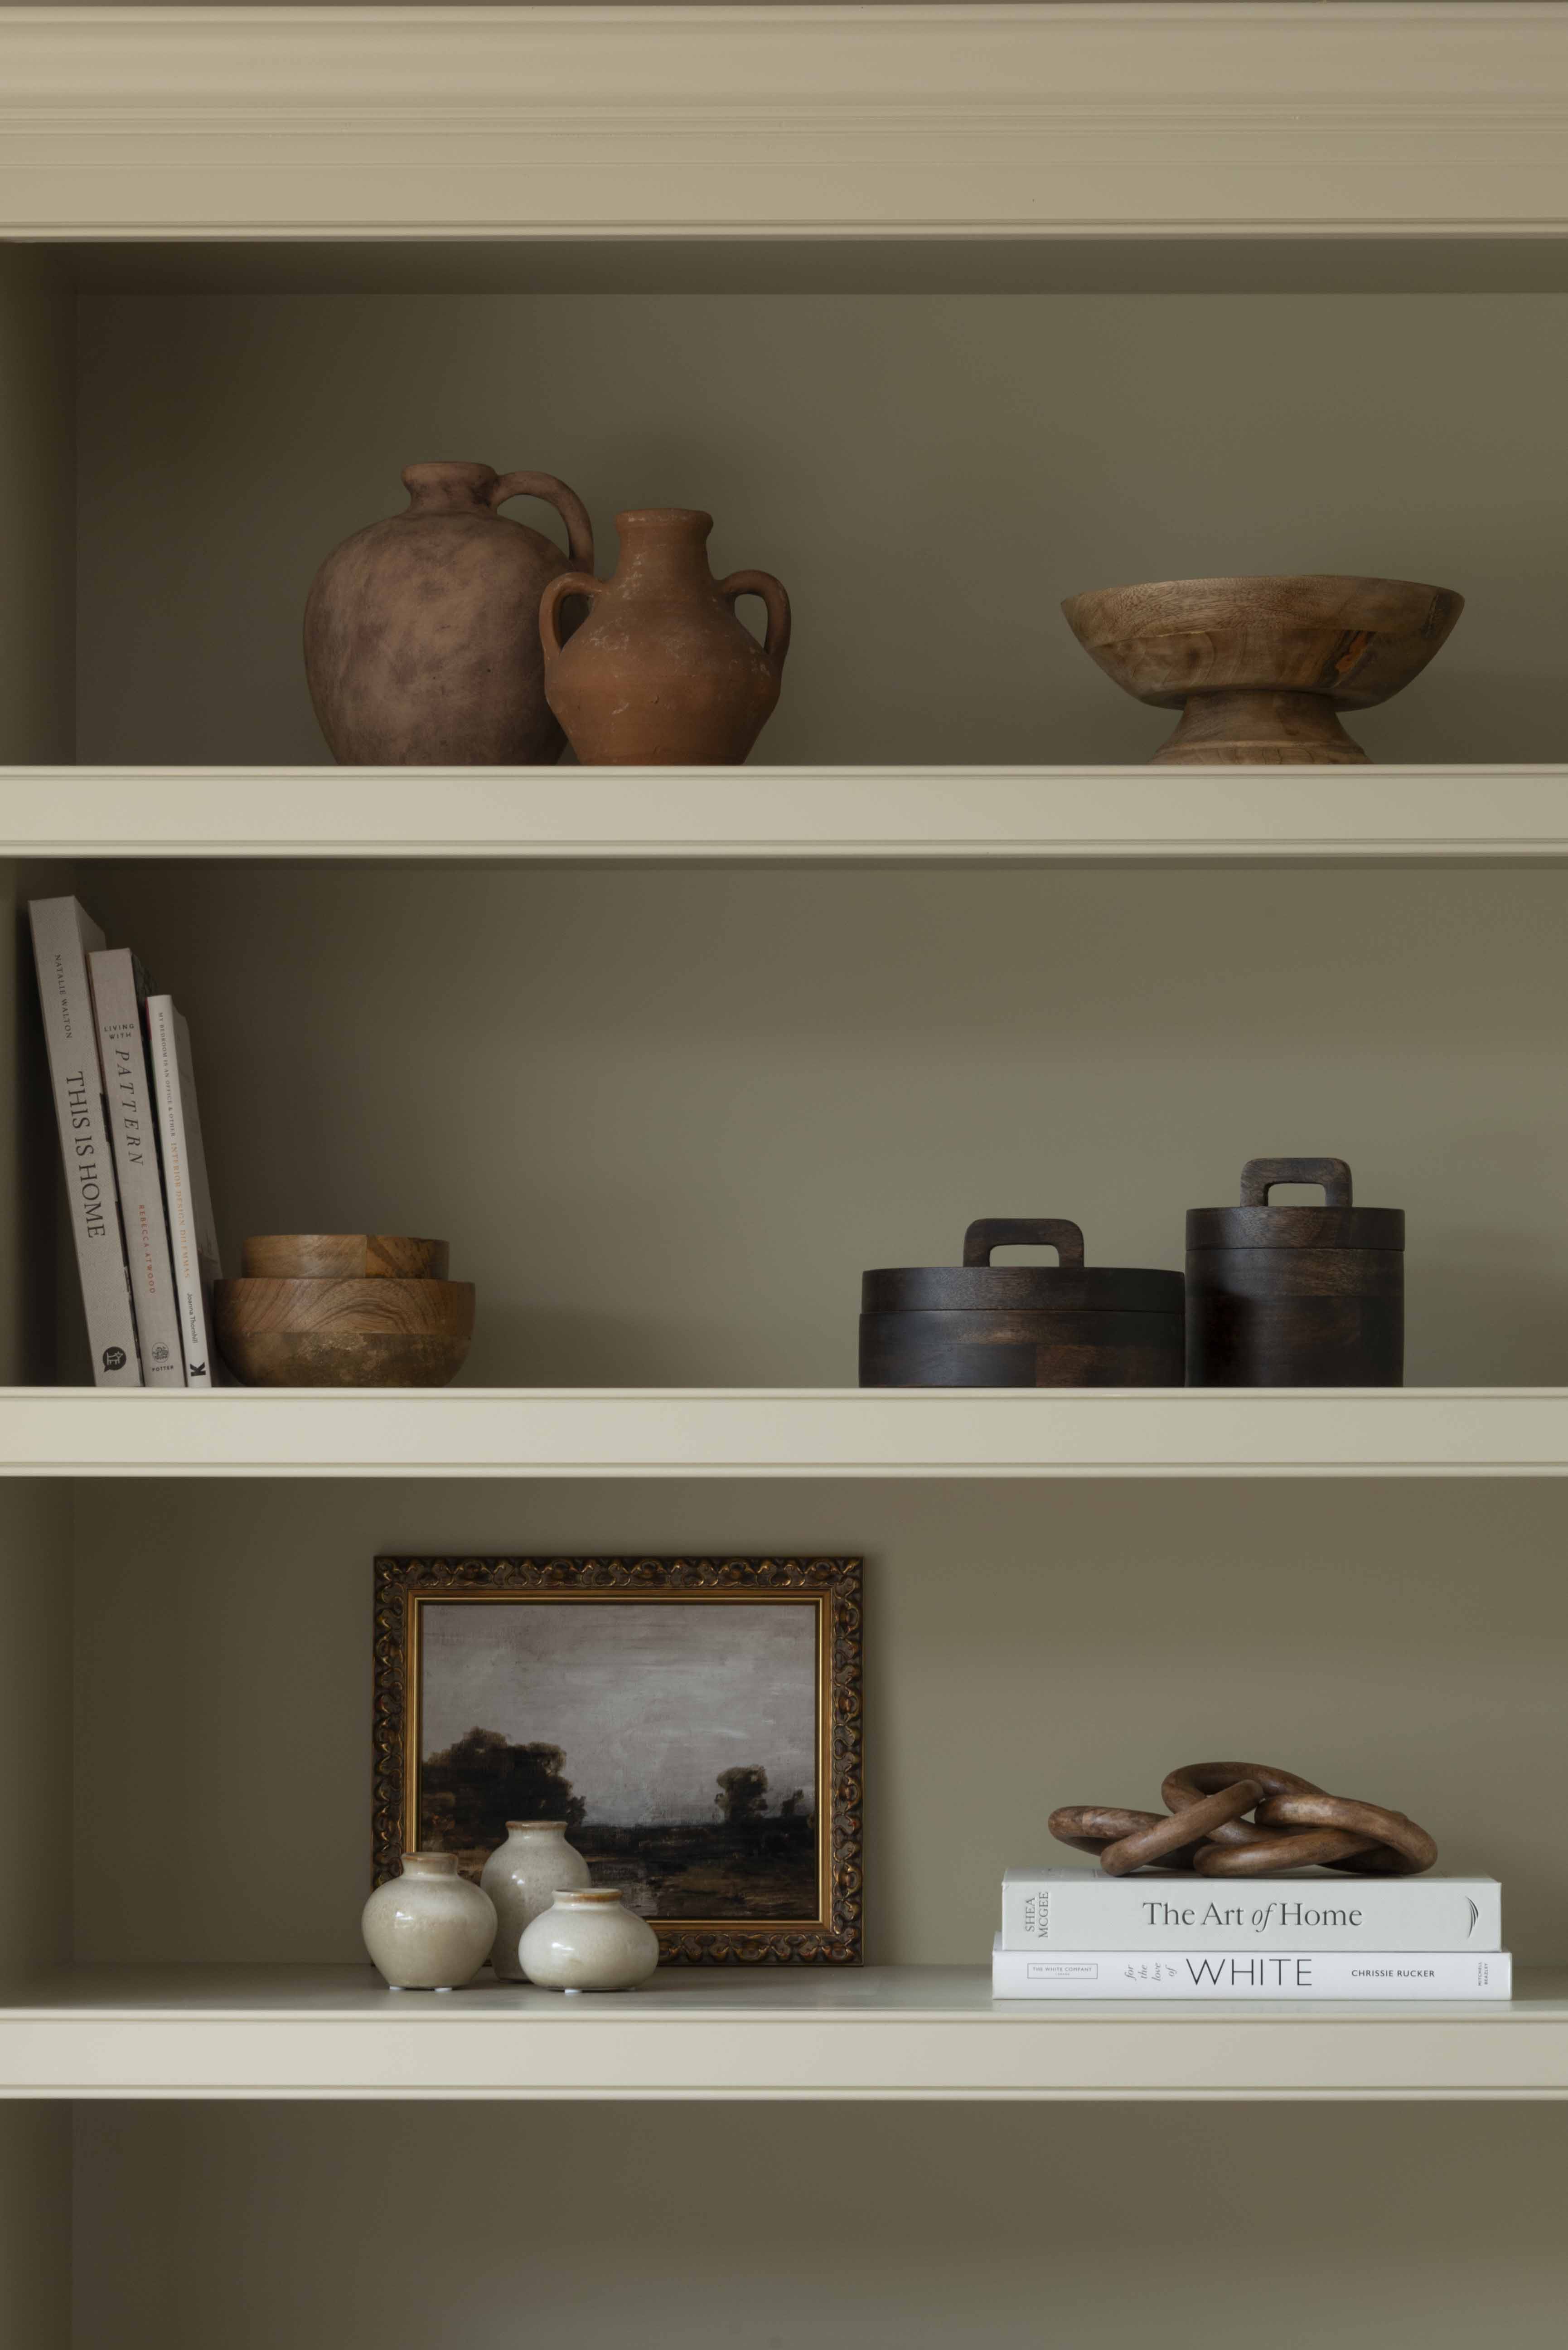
[518, 1888, 661, 1993]
[361, 1853, 496, 1991]
[479, 1820, 591, 1981]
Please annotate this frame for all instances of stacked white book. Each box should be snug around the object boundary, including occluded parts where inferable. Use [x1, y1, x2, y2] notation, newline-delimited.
[992, 1869, 1510, 2000]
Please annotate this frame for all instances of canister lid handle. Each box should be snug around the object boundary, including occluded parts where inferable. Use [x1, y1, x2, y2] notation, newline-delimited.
[1239, 1158, 1352, 1208]
[963, 1219, 1085, 1267]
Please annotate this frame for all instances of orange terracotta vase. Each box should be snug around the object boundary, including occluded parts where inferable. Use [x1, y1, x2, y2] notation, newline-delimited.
[539, 508, 790, 765]
[305, 462, 594, 765]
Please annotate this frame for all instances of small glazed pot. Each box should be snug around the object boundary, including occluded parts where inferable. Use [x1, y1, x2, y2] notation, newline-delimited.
[479, 1821, 591, 1982]
[361, 1852, 496, 1991]
[519, 1888, 660, 1993]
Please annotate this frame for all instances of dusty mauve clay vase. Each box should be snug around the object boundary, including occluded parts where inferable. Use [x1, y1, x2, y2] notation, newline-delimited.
[479, 1821, 591, 1982]
[360, 1852, 496, 1991]
[519, 1888, 660, 1993]
[305, 462, 594, 765]
[539, 508, 790, 764]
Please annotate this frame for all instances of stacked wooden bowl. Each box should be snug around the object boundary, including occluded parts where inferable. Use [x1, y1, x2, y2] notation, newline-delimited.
[214, 1235, 475, 1387]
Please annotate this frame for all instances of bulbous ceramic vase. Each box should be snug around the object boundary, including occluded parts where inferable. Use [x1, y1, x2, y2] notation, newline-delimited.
[479, 1821, 591, 1981]
[518, 1888, 660, 1993]
[540, 507, 790, 765]
[361, 1852, 496, 1991]
[305, 461, 595, 765]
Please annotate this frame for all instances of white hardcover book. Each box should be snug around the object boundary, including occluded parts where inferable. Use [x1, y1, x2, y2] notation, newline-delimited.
[88, 950, 186, 1389]
[146, 996, 223, 1388]
[28, 898, 141, 1386]
[992, 1939, 1512, 2001]
[1001, 1868, 1501, 1953]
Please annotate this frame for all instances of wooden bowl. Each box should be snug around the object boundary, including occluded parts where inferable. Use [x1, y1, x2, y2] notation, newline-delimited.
[214, 1275, 475, 1387]
[241, 1234, 449, 1280]
[1061, 574, 1463, 764]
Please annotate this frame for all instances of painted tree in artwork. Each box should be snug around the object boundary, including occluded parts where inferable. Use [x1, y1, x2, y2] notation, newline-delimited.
[422, 1726, 586, 1850]
[715, 1764, 769, 1826]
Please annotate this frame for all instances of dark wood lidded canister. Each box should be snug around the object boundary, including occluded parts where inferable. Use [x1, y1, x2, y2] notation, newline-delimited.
[1186, 1158, 1403, 1387]
[860, 1219, 1185, 1388]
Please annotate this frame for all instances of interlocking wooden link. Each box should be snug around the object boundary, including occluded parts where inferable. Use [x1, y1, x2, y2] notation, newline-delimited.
[1050, 1760, 1438, 1877]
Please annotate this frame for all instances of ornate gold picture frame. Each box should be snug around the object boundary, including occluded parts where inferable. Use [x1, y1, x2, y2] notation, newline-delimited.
[373, 1555, 862, 1965]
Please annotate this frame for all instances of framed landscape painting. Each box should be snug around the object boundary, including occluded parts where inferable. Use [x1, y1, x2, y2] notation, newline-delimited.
[373, 1555, 863, 1964]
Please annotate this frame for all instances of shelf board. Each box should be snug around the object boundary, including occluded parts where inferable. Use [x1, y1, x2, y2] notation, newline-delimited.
[6, 1387, 1568, 1479]
[6, 6, 1568, 248]
[1, 1964, 1561, 2102]
[8, 766, 1568, 866]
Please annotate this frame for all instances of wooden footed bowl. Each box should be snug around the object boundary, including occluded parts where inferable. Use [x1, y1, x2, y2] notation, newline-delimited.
[1061, 574, 1463, 765]
[214, 1275, 475, 1387]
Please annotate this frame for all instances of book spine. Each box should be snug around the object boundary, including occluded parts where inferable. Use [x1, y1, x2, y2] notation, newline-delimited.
[28, 899, 141, 1386]
[88, 951, 186, 1389]
[1001, 1878, 1501, 1953]
[992, 1947, 1512, 2001]
[146, 997, 221, 1388]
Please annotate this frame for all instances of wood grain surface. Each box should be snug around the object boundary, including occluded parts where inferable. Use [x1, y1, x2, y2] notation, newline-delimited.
[214, 1275, 474, 1388]
[1061, 574, 1463, 765]
[1052, 1759, 1439, 1877]
[861, 1217, 1184, 1388]
[1186, 1159, 1403, 1387]
[240, 1235, 451, 1280]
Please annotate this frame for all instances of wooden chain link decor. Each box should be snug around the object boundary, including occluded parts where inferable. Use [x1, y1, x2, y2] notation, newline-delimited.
[1050, 1761, 1438, 1877]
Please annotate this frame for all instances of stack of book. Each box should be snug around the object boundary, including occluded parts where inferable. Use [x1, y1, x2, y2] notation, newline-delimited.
[30, 895, 222, 1389]
[992, 1867, 1510, 2000]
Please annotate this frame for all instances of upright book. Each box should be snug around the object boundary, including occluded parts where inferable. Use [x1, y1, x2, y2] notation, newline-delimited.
[992, 1939, 1511, 2001]
[88, 949, 185, 1388]
[146, 996, 223, 1388]
[1001, 1867, 1501, 1952]
[28, 898, 141, 1386]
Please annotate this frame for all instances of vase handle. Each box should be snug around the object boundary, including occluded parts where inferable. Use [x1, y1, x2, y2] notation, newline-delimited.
[488, 471, 595, 571]
[720, 570, 792, 671]
[539, 569, 604, 662]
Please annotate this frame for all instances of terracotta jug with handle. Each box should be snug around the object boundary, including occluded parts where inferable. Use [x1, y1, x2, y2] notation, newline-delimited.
[539, 507, 790, 765]
[305, 461, 594, 765]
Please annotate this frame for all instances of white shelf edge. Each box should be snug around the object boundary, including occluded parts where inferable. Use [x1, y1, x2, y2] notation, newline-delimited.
[6, 1388, 1568, 1479]
[5, 6, 1568, 243]
[7, 767, 1568, 864]
[2, 1963, 1563, 2100]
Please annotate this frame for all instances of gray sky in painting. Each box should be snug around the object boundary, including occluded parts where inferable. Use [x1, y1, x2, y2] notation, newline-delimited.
[420, 1600, 818, 1826]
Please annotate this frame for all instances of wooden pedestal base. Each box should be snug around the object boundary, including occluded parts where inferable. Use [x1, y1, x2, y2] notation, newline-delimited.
[1156, 688, 1369, 765]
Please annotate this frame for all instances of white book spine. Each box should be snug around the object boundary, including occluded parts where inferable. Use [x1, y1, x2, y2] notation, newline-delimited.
[146, 997, 222, 1388]
[28, 898, 141, 1386]
[1001, 1871, 1501, 1953]
[88, 951, 186, 1389]
[992, 1941, 1512, 2001]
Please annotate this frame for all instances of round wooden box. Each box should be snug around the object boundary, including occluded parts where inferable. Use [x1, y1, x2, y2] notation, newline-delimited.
[860, 1219, 1185, 1389]
[1185, 1159, 1403, 1388]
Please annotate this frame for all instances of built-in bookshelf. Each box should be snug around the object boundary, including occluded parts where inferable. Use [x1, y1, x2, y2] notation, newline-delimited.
[6, 7, 1568, 2347]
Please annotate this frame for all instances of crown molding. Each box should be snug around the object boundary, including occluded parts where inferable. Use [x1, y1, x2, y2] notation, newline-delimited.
[2, 5, 1568, 239]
